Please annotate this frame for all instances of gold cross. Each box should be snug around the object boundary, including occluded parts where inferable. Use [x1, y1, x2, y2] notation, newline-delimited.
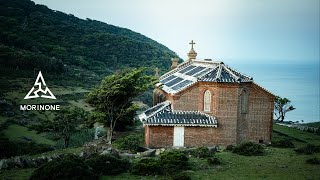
[189, 40, 195, 49]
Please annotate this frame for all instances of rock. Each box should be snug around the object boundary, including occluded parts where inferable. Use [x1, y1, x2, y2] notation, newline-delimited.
[120, 153, 135, 159]
[78, 152, 84, 157]
[208, 146, 218, 153]
[141, 149, 156, 157]
[100, 150, 109, 156]
[13, 157, 24, 168]
[0, 159, 8, 169]
[155, 149, 161, 156]
[100, 147, 119, 157]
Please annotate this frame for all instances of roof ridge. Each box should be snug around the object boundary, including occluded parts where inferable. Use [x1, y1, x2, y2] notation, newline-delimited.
[222, 64, 241, 82]
[215, 63, 223, 81]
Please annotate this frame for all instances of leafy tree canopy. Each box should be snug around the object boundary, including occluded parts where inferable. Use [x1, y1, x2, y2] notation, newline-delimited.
[274, 96, 296, 122]
[86, 68, 155, 143]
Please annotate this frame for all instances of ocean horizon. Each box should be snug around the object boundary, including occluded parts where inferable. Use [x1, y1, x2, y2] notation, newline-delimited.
[227, 61, 320, 123]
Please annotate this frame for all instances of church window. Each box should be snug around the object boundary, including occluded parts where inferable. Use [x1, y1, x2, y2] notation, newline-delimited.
[203, 90, 211, 112]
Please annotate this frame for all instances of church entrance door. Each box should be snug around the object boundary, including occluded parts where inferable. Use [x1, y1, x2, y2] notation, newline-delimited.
[173, 126, 184, 147]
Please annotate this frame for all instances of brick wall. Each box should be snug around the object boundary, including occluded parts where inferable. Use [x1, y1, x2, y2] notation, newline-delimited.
[149, 81, 274, 147]
[145, 126, 173, 148]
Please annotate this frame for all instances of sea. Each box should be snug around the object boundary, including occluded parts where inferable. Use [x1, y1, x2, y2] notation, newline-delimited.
[227, 61, 320, 123]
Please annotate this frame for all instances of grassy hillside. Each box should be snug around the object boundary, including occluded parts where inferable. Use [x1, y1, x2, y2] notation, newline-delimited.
[273, 124, 320, 145]
[0, 0, 178, 85]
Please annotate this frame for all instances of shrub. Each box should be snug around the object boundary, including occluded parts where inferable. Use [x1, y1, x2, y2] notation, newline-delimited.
[225, 145, 234, 151]
[131, 158, 161, 175]
[192, 147, 213, 158]
[85, 154, 130, 175]
[295, 144, 320, 155]
[306, 157, 320, 164]
[232, 142, 265, 156]
[207, 157, 221, 165]
[0, 136, 17, 158]
[171, 172, 192, 180]
[0, 136, 53, 158]
[30, 154, 96, 180]
[113, 134, 143, 153]
[160, 150, 189, 174]
[271, 139, 295, 148]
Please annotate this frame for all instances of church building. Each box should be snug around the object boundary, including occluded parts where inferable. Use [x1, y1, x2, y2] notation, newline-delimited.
[138, 41, 275, 148]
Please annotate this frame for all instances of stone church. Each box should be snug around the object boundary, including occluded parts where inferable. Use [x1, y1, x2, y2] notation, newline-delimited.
[138, 41, 275, 148]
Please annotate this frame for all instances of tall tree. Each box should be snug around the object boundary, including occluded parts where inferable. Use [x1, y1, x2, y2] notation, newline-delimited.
[86, 68, 155, 143]
[87, 68, 155, 144]
[274, 96, 296, 122]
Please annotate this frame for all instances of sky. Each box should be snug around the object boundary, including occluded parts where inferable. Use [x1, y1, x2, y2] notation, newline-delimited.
[32, 0, 319, 63]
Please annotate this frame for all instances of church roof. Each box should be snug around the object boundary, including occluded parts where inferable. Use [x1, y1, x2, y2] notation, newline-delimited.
[158, 60, 253, 94]
[138, 101, 218, 127]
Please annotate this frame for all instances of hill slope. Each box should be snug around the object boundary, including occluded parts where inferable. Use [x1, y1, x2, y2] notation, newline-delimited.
[0, 0, 178, 82]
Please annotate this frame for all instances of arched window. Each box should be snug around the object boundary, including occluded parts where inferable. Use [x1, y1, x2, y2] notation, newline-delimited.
[240, 89, 248, 113]
[203, 90, 211, 112]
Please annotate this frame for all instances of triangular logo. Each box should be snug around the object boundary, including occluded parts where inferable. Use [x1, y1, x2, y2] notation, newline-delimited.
[24, 71, 56, 100]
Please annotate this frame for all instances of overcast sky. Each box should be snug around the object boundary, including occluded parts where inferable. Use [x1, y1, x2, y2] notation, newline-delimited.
[32, 0, 319, 63]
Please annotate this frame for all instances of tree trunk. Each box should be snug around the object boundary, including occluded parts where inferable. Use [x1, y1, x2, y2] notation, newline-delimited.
[64, 137, 70, 149]
[106, 127, 113, 144]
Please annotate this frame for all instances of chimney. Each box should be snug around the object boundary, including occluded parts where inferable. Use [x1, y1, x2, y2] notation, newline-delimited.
[171, 58, 179, 69]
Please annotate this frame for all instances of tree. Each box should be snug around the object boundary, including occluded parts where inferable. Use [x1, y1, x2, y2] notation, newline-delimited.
[34, 107, 88, 148]
[274, 96, 296, 122]
[86, 68, 155, 143]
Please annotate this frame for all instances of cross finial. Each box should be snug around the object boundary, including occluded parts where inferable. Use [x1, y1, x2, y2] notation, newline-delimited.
[189, 40, 195, 49]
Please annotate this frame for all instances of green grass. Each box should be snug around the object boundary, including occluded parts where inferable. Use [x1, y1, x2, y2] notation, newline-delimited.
[303, 122, 320, 127]
[273, 124, 320, 145]
[29, 147, 83, 158]
[0, 168, 35, 180]
[3, 124, 55, 145]
[68, 99, 93, 111]
[189, 148, 320, 180]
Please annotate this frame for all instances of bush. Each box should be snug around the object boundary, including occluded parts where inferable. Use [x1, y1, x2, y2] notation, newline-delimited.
[113, 134, 143, 153]
[171, 172, 192, 180]
[85, 154, 130, 175]
[30, 154, 96, 180]
[271, 139, 295, 148]
[295, 144, 320, 155]
[0, 136, 53, 158]
[160, 150, 189, 174]
[232, 142, 265, 156]
[207, 157, 221, 165]
[131, 158, 161, 175]
[225, 145, 234, 151]
[192, 147, 213, 158]
[306, 157, 320, 164]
